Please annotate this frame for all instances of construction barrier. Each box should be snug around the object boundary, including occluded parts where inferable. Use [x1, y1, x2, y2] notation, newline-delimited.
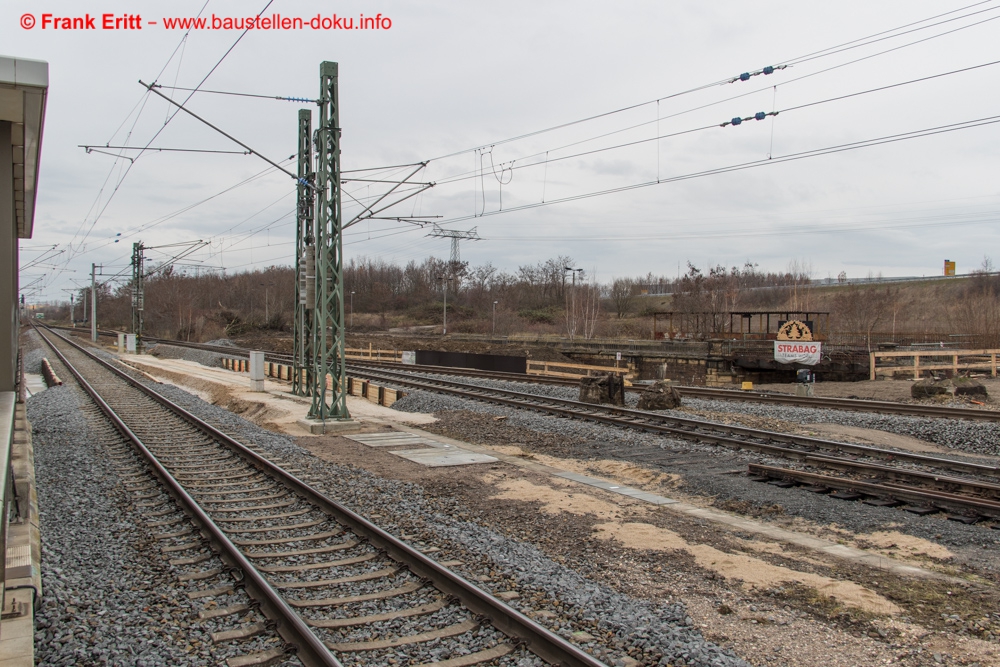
[221, 357, 403, 407]
[870, 348, 1000, 380]
[526, 359, 631, 380]
[345, 345, 403, 362]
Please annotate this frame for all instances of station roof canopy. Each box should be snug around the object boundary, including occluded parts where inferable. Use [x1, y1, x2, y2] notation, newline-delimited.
[0, 55, 48, 239]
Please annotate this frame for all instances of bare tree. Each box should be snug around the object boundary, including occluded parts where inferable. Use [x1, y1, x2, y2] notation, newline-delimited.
[834, 285, 897, 351]
[609, 277, 637, 319]
[957, 256, 1000, 347]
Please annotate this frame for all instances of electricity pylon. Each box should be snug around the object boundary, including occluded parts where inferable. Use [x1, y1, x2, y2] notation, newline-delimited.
[428, 224, 480, 271]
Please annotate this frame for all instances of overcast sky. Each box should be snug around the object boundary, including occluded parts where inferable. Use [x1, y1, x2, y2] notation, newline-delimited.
[7, 0, 1000, 302]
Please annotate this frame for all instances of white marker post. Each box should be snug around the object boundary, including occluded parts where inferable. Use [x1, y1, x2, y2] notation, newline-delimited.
[249, 351, 265, 392]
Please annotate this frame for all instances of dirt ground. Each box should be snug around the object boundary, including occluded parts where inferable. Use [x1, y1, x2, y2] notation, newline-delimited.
[298, 433, 1000, 667]
[754, 378, 1000, 404]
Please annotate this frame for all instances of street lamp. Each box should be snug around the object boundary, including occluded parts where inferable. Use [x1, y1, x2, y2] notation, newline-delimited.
[492, 300, 498, 336]
[350, 291, 355, 329]
[257, 282, 271, 323]
[437, 276, 453, 335]
[564, 267, 583, 340]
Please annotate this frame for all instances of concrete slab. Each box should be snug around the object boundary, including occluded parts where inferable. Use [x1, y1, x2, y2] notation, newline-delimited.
[346, 432, 495, 466]
[346, 434, 442, 448]
[389, 448, 499, 467]
[22, 374, 45, 397]
[551, 471, 678, 506]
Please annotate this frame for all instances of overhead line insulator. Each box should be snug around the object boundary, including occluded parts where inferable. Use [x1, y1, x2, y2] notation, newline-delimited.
[720, 111, 779, 127]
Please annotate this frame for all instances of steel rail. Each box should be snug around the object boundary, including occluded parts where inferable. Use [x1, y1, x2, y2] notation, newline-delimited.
[34, 325, 342, 667]
[51, 327, 1000, 423]
[38, 326, 608, 667]
[800, 455, 1000, 500]
[748, 463, 1000, 520]
[347, 365, 1000, 478]
[345, 359, 1000, 423]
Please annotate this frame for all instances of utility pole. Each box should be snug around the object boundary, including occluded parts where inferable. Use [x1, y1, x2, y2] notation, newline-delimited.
[308, 61, 350, 422]
[91, 263, 99, 342]
[131, 242, 145, 344]
[293, 108, 314, 397]
[565, 266, 583, 340]
[493, 299, 498, 336]
[62, 291, 75, 324]
[350, 291, 355, 329]
[72, 280, 88, 327]
[438, 276, 452, 335]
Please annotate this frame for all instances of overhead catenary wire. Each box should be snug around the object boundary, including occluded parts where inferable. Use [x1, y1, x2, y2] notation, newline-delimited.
[424, 34, 1000, 193]
[61, 0, 214, 264]
[62, 0, 276, 273]
[424, 55, 1000, 193]
[150, 83, 318, 104]
[429, 113, 1000, 226]
[422, 1, 1000, 164]
[49, 2, 1000, 295]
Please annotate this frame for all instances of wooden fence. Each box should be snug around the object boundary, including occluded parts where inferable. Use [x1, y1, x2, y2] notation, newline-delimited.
[526, 360, 630, 380]
[345, 346, 403, 362]
[869, 349, 1000, 380]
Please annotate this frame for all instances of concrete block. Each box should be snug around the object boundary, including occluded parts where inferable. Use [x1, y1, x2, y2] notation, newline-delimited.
[296, 418, 363, 435]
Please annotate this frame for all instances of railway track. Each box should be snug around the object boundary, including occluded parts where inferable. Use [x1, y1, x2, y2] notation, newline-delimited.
[52, 326, 1000, 422]
[344, 365, 1000, 524]
[345, 360, 1000, 423]
[34, 325, 607, 667]
[48, 328, 1000, 522]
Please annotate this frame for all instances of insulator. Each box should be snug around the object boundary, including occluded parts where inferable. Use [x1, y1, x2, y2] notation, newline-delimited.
[763, 66, 774, 75]
[731, 117, 742, 126]
[755, 112, 766, 121]
[739, 72, 750, 81]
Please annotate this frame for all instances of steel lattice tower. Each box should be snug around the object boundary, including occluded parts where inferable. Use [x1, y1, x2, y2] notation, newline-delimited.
[130, 241, 144, 343]
[293, 109, 315, 397]
[308, 61, 350, 421]
[428, 224, 480, 272]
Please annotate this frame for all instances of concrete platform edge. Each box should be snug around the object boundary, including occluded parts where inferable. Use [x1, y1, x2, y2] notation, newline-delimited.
[1, 402, 41, 666]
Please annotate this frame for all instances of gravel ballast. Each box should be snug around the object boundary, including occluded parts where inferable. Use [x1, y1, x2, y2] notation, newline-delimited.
[125, 378, 748, 666]
[34, 336, 747, 666]
[389, 388, 1000, 557]
[378, 370, 1000, 458]
[28, 384, 249, 667]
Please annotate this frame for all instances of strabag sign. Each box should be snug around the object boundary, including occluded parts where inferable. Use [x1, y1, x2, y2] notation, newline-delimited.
[774, 341, 821, 365]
